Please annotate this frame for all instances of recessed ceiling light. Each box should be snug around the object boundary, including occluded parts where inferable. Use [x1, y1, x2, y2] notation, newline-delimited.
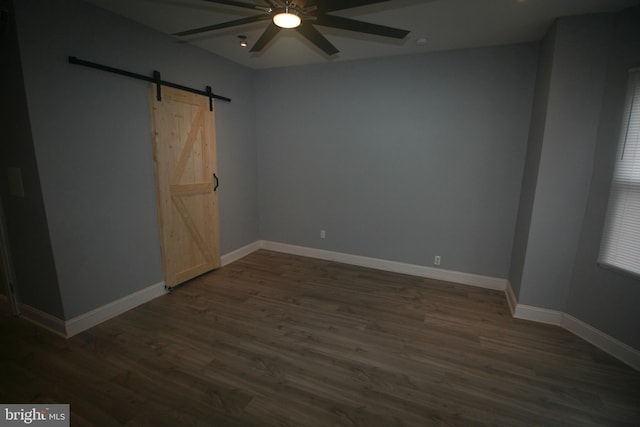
[415, 37, 428, 46]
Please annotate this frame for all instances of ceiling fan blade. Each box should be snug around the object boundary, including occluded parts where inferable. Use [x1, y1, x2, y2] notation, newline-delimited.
[315, 0, 390, 13]
[173, 14, 270, 36]
[198, 0, 271, 12]
[250, 23, 282, 52]
[315, 15, 409, 39]
[296, 22, 339, 56]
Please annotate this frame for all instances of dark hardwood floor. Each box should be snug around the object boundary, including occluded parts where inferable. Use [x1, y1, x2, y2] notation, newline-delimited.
[1, 250, 639, 426]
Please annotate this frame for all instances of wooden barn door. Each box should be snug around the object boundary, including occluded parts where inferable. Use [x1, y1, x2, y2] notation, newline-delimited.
[150, 86, 221, 288]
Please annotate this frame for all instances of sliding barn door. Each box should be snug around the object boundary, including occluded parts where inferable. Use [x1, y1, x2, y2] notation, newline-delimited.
[150, 86, 221, 288]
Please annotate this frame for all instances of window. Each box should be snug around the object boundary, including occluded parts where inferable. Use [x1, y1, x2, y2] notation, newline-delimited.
[599, 69, 640, 277]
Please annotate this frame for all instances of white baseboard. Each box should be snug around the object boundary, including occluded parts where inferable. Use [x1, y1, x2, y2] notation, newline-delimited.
[506, 281, 563, 326]
[261, 240, 508, 291]
[20, 241, 636, 370]
[513, 304, 564, 326]
[221, 241, 263, 266]
[222, 240, 508, 291]
[20, 304, 67, 338]
[18, 282, 167, 337]
[562, 313, 640, 371]
[505, 282, 639, 371]
[64, 281, 167, 337]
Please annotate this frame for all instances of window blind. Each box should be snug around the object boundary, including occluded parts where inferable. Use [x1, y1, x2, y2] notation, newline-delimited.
[599, 69, 640, 277]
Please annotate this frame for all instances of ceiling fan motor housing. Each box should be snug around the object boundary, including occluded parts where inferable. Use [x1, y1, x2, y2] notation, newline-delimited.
[173, 0, 410, 56]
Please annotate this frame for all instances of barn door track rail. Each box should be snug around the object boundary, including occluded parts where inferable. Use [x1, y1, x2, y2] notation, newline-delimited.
[68, 56, 231, 110]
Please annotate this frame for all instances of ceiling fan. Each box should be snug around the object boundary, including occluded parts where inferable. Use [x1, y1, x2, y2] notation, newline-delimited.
[174, 0, 410, 56]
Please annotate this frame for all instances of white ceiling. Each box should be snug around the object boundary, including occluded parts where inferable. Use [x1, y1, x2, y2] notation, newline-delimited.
[83, 0, 639, 69]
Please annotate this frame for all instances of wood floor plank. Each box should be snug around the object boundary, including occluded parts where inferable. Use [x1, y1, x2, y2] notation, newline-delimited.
[1, 249, 639, 426]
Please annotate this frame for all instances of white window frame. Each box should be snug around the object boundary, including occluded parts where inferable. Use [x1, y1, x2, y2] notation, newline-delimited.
[598, 68, 640, 278]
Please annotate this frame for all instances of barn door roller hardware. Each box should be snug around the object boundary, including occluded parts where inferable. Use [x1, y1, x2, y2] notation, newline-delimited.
[68, 56, 230, 110]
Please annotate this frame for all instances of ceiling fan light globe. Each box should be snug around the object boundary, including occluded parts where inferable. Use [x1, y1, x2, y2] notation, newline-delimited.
[273, 12, 301, 29]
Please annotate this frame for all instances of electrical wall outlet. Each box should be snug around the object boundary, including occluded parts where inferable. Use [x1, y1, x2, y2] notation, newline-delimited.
[320, 230, 326, 239]
[434, 255, 441, 266]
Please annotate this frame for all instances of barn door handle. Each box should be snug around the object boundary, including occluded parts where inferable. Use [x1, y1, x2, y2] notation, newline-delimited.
[213, 173, 219, 192]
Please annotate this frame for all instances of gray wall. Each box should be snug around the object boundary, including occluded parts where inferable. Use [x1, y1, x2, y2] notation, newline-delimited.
[255, 45, 538, 278]
[9, 0, 638, 352]
[512, 15, 613, 310]
[12, 0, 259, 319]
[509, 26, 556, 299]
[567, 8, 640, 349]
[0, 0, 63, 318]
[508, 9, 640, 349]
